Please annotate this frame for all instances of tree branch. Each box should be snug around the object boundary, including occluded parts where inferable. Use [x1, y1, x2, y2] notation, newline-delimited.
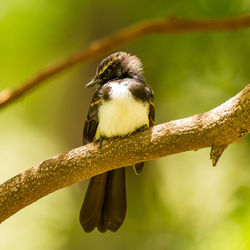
[0, 84, 249, 223]
[1, 15, 250, 109]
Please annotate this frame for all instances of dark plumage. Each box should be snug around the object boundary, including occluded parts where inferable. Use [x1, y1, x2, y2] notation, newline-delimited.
[79, 52, 155, 233]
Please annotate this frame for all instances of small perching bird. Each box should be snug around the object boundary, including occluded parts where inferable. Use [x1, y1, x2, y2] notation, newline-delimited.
[79, 51, 155, 233]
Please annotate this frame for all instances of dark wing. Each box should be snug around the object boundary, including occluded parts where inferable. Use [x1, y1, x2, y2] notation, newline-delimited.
[83, 89, 102, 145]
[134, 84, 155, 174]
[147, 88, 155, 127]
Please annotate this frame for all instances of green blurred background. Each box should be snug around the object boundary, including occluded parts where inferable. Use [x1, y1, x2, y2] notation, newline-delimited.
[0, 0, 250, 249]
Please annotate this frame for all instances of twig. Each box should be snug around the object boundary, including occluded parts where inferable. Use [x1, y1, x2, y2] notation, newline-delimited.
[0, 84, 249, 223]
[1, 15, 250, 109]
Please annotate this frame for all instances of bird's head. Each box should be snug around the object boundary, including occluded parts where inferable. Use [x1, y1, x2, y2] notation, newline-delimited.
[85, 52, 144, 87]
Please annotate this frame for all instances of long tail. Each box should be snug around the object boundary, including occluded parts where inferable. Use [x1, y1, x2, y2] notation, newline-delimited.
[79, 168, 126, 233]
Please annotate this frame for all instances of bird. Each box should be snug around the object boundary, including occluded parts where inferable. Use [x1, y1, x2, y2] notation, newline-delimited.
[79, 51, 155, 233]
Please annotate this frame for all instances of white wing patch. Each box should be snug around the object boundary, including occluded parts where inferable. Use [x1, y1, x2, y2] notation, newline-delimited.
[96, 81, 149, 139]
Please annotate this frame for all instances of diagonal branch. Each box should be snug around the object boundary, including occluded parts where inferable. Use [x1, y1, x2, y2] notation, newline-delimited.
[0, 84, 249, 223]
[1, 15, 250, 109]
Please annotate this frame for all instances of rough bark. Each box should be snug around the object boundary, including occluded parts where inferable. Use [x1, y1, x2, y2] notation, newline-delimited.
[1, 15, 250, 109]
[0, 84, 249, 223]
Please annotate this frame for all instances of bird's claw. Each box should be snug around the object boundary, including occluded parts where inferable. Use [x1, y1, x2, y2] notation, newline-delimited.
[94, 137, 105, 148]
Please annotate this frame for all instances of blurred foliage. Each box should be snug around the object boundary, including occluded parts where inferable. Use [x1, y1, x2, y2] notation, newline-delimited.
[0, 0, 250, 250]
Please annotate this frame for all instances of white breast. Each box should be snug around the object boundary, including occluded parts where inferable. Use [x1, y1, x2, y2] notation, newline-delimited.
[95, 81, 149, 139]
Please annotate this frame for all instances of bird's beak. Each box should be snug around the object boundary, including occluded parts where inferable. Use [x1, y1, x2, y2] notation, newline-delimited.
[85, 78, 102, 88]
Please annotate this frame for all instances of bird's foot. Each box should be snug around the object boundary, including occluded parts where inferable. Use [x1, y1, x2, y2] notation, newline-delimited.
[135, 125, 148, 133]
[94, 137, 105, 148]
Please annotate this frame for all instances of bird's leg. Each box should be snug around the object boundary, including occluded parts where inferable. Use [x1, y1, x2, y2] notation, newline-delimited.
[135, 125, 148, 134]
[94, 137, 105, 148]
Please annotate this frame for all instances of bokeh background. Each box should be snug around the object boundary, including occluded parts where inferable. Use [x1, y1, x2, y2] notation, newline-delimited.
[0, 1, 250, 250]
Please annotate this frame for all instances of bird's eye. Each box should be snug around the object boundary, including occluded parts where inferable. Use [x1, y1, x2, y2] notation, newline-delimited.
[106, 68, 111, 74]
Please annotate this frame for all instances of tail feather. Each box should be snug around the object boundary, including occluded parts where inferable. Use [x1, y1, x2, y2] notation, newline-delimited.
[133, 162, 144, 175]
[79, 173, 108, 232]
[79, 168, 127, 233]
[101, 168, 127, 232]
